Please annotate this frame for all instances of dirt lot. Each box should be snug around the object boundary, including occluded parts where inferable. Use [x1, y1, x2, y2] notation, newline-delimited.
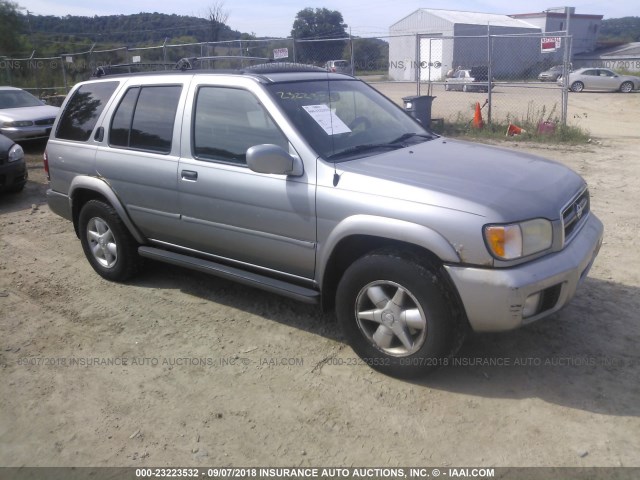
[1, 89, 639, 469]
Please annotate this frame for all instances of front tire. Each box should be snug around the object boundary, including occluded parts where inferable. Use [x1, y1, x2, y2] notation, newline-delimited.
[6, 182, 26, 193]
[620, 81, 633, 93]
[335, 249, 464, 378]
[78, 200, 141, 281]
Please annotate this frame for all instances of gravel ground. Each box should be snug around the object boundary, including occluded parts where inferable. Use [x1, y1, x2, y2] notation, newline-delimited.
[0, 89, 639, 469]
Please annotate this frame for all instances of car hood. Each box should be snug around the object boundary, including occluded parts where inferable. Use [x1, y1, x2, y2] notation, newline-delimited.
[0, 105, 60, 122]
[336, 138, 585, 221]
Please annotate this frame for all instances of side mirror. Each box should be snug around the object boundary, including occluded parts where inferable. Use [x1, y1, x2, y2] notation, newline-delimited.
[246, 144, 303, 176]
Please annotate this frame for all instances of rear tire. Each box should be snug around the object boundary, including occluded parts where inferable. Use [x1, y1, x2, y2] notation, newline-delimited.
[620, 81, 633, 93]
[570, 81, 584, 92]
[335, 249, 465, 378]
[78, 200, 141, 281]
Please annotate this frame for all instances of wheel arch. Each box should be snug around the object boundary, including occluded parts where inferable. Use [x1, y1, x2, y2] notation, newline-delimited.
[318, 216, 461, 311]
[69, 176, 145, 244]
[620, 80, 634, 93]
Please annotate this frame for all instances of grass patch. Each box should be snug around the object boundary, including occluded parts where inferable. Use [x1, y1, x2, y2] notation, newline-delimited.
[439, 119, 590, 144]
[435, 102, 590, 144]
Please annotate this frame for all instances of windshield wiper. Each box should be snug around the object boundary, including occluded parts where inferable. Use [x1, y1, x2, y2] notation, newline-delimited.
[326, 132, 436, 161]
[388, 132, 435, 144]
[326, 143, 405, 160]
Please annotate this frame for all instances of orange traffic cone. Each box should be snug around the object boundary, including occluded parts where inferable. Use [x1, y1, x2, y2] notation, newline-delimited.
[472, 102, 484, 129]
[506, 123, 526, 136]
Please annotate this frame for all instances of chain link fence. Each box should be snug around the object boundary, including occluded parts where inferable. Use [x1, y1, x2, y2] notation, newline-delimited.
[2, 33, 575, 127]
[406, 33, 572, 129]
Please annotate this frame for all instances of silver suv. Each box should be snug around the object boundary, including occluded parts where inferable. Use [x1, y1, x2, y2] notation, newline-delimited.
[45, 66, 603, 378]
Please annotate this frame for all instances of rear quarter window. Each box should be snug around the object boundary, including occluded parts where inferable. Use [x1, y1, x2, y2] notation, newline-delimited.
[55, 81, 119, 142]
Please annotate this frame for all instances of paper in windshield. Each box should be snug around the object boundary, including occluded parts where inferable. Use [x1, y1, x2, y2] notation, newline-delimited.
[302, 104, 351, 135]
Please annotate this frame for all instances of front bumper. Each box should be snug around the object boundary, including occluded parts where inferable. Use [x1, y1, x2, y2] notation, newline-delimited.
[0, 125, 53, 142]
[0, 160, 28, 191]
[445, 213, 604, 332]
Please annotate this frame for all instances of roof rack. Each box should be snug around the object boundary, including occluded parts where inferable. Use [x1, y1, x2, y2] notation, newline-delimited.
[174, 56, 270, 71]
[241, 62, 327, 74]
[92, 62, 176, 77]
[90, 57, 329, 78]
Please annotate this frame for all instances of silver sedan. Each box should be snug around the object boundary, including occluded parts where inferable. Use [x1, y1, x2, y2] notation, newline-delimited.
[0, 87, 60, 141]
[558, 68, 640, 93]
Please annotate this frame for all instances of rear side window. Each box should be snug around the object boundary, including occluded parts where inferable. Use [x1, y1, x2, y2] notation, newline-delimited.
[56, 81, 118, 142]
[109, 85, 182, 154]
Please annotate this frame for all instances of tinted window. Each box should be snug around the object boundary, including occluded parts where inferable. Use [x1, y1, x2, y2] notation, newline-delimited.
[108, 85, 181, 154]
[131, 86, 181, 153]
[109, 87, 139, 147]
[193, 87, 288, 165]
[56, 81, 118, 142]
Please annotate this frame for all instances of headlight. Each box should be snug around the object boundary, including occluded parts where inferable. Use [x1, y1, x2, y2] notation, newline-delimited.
[484, 219, 552, 260]
[8, 144, 24, 163]
[2, 120, 34, 127]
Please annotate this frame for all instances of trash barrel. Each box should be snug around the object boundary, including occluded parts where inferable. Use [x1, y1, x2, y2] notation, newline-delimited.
[402, 95, 435, 127]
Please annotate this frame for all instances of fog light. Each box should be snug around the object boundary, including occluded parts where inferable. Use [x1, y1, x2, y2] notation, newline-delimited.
[522, 292, 542, 318]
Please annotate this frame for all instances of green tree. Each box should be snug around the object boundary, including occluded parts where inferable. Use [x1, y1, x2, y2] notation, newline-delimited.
[599, 16, 640, 45]
[291, 8, 347, 64]
[349, 37, 388, 72]
[0, 0, 24, 55]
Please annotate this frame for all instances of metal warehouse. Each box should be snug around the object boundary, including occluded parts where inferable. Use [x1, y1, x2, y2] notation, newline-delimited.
[388, 8, 602, 81]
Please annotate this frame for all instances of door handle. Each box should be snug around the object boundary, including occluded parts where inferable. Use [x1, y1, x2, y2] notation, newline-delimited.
[181, 170, 198, 181]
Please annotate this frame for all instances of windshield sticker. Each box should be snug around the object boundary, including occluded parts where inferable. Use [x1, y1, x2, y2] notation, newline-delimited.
[302, 104, 351, 136]
[273, 91, 338, 102]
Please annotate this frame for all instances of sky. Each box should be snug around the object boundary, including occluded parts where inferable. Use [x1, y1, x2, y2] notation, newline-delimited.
[15, 0, 638, 38]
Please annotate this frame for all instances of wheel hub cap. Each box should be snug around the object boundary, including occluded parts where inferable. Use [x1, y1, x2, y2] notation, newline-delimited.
[355, 280, 428, 357]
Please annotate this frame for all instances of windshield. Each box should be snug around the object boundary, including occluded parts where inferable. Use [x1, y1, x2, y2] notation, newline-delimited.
[266, 79, 435, 161]
[0, 89, 44, 109]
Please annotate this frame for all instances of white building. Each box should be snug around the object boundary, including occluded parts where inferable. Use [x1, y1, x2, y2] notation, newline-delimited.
[388, 9, 540, 81]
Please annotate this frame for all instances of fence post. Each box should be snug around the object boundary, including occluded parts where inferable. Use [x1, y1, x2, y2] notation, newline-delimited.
[292, 35, 296, 63]
[415, 34, 420, 96]
[349, 28, 355, 75]
[89, 43, 95, 74]
[162, 38, 167, 66]
[561, 33, 571, 126]
[487, 26, 492, 125]
[60, 56, 68, 92]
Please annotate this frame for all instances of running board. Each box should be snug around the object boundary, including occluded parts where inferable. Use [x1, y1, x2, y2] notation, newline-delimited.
[138, 246, 320, 304]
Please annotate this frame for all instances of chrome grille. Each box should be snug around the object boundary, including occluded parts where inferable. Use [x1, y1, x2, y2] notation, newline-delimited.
[562, 189, 590, 243]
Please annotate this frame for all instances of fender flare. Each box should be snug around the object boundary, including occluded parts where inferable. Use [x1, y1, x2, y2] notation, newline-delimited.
[317, 214, 461, 285]
[69, 176, 146, 244]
